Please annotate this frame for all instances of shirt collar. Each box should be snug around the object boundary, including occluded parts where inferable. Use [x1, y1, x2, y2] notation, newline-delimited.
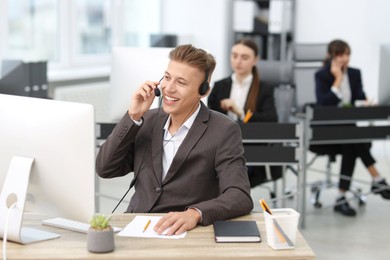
[231, 73, 253, 86]
[163, 102, 202, 134]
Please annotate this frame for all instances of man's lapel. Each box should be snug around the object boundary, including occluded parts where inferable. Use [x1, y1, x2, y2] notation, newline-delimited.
[152, 112, 168, 184]
[162, 103, 210, 184]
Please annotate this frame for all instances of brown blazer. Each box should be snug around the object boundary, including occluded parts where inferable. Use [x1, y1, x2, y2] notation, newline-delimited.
[96, 102, 253, 225]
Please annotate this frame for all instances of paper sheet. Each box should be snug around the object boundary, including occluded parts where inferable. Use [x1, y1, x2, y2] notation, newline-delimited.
[117, 216, 187, 239]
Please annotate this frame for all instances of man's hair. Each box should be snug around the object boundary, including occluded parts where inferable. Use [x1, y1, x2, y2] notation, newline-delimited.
[169, 44, 216, 82]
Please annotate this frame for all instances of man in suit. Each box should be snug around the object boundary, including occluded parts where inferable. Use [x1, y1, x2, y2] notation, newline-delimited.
[96, 44, 253, 235]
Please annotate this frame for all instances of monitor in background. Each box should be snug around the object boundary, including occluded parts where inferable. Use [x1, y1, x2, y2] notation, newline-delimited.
[108, 47, 172, 122]
[150, 34, 177, 47]
[0, 94, 96, 243]
[378, 44, 390, 106]
[0, 60, 48, 98]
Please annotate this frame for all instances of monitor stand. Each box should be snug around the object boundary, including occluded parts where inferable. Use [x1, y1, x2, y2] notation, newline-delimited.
[0, 156, 60, 244]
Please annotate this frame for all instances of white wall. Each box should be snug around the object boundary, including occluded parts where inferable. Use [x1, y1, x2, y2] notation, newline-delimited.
[295, 0, 390, 101]
[0, 0, 7, 74]
[161, 0, 233, 85]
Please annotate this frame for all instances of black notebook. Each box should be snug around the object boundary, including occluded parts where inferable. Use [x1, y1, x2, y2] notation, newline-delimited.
[213, 220, 261, 243]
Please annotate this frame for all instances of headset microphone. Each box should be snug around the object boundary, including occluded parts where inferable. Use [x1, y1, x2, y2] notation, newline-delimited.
[154, 76, 164, 97]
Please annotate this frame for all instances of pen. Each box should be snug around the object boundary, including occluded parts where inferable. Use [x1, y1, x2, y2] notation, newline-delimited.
[143, 219, 151, 233]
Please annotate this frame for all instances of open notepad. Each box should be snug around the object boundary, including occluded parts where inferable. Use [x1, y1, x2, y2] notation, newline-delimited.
[117, 216, 187, 239]
[213, 220, 261, 243]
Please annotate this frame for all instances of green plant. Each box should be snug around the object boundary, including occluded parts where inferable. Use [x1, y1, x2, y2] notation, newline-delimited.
[89, 214, 112, 230]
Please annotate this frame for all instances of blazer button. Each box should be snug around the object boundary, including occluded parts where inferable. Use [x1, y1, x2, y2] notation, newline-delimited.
[155, 187, 161, 193]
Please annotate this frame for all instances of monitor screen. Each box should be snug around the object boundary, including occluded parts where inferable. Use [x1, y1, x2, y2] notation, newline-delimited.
[378, 44, 390, 106]
[108, 47, 172, 122]
[0, 94, 96, 222]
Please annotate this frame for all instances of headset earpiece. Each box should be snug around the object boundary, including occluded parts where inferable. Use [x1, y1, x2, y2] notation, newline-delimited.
[199, 70, 209, 96]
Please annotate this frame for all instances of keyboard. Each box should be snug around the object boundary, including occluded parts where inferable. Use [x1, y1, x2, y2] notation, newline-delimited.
[42, 217, 122, 234]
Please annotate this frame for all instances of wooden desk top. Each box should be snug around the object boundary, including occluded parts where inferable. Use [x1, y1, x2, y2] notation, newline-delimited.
[2, 213, 315, 260]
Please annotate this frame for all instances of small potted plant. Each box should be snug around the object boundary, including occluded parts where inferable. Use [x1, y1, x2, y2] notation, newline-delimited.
[87, 214, 115, 253]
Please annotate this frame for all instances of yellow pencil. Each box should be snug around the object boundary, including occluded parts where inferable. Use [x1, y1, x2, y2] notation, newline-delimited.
[243, 109, 253, 123]
[259, 199, 292, 247]
[143, 219, 151, 233]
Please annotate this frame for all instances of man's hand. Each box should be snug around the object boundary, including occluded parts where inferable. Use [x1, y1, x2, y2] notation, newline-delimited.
[154, 209, 201, 236]
[128, 80, 160, 121]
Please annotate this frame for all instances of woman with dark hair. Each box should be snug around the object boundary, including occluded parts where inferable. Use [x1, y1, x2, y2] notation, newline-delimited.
[208, 38, 277, 122]
[315, 39, 390, 217]
[208, 38, 279, 188]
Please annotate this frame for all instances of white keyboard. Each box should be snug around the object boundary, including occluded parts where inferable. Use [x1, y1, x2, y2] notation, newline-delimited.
[42, 217, 122, 234]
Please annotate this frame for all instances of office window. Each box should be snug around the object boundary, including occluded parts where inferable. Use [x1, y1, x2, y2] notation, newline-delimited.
[73, 0, 111, 56]
[6, 0, 58, 61]
[122, 0, 162, 47]
[3, 0, 164, 75]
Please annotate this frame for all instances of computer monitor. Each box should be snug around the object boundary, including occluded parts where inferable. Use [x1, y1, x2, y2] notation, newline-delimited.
[150, 34, 177, 47]
[0, 60, 48, 98]
[0, 94, 96, 244]
[108, 47, 172, 122]
[378, 44, 390, 106]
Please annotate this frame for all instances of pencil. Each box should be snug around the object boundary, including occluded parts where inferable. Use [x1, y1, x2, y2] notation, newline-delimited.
[259, 199, 293, 247]
[143, 219, 151, 233]
[243, 109, 253, 123]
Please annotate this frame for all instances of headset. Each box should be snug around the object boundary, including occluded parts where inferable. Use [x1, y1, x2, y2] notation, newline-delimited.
[199, 69, 210, 96]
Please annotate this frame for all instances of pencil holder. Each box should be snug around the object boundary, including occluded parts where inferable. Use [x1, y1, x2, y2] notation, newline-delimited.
[263, 208, 300, 250]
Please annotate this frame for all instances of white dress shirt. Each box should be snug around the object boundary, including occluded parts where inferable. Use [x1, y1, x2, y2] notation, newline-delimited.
[162, 103, 201, 180]
[228, 73, 253, 121]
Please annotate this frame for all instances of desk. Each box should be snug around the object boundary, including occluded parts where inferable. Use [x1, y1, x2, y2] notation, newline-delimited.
[299, 106, 390, 228]
[1, 213, 315, 260]
[240, 123, 303, 209]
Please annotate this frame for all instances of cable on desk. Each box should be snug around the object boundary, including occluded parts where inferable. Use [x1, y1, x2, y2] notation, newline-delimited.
[2, 202, 17, 260]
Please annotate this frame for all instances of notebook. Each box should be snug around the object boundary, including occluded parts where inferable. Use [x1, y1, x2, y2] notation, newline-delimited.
[213, 220, 261, 243]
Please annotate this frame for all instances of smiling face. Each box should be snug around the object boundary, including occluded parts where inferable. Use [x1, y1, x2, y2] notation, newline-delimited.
[230, 43, 258, 78]
[161, 60, 205, 122]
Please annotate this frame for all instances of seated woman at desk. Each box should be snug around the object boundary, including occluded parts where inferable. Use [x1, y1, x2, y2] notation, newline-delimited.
[208, 38, 280, 188]
[315, 39, 390, 217]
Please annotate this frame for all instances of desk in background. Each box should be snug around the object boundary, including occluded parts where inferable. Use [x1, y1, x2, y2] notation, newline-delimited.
[2, 213, 315, 260]
[240, 122, 303, 210]
[299, 106, 390, 228]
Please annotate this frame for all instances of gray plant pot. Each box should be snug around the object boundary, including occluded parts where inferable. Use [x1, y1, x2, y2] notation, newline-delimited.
[87, 227, 115, 253]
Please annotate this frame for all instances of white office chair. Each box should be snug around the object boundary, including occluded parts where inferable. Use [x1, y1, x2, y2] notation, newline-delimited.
[293, 43, 327, 112]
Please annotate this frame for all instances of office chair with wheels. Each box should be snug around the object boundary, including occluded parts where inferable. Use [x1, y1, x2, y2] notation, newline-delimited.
[303, 107, 368, 209]
[307, 144, 366, 208]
